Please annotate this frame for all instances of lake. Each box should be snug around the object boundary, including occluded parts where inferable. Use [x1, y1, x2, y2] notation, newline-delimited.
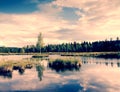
[0, 55, 120, 92]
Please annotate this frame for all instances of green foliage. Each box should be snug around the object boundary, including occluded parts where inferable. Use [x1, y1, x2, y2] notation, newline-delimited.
[20, 48, 25, 53]
[49, 58, 81, 72]
[44, 39, 120, 52]
[0, 38, 120, 53]
[0, 47, 21, 53]
[36, 33, 44, 52]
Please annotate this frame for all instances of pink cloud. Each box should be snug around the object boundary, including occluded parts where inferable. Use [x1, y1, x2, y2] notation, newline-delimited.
[0, 0, 120, 47]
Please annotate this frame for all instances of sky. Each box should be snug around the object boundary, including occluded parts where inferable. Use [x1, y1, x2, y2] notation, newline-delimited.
[0, 0, 120, 47]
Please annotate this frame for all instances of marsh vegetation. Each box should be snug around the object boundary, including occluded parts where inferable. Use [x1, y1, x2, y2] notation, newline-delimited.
[49, 57, 81, 72]
[32, 53, 49, 58]
[0, 59, 44, 79]
[0, 55, 120, 91]
[60, 52, 120, 59]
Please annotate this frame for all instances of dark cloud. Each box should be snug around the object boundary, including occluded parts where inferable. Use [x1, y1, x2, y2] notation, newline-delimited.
[36, 0, 56, 4]
[60, 7, 80, 22]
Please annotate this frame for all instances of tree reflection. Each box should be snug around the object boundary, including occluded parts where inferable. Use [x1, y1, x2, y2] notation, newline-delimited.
[81, 59, 120, 68]
[111, 62, 114, 67]
[82, 61, 88, 64]
[36, 65, 44, 81]
[105, 62, 108, 66]
[117, 62, 120, 67]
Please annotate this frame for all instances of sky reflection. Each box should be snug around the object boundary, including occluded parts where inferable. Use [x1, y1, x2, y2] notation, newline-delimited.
[0, 56, 120, 91]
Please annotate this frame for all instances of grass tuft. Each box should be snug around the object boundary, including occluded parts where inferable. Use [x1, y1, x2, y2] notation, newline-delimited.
[49, 57, 81, 72]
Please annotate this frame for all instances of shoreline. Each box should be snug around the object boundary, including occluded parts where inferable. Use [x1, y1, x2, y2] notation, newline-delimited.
[0, 52, 119, 55]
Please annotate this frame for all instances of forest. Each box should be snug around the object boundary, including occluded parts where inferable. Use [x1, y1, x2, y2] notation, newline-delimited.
[0, 38, 120, 53]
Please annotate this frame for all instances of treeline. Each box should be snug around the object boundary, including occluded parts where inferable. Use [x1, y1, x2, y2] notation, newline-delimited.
[0, 47, 23, 53]
[43, 39, 120, 52]
[0, 39, 120, 53]
[24, 39, 120, 53]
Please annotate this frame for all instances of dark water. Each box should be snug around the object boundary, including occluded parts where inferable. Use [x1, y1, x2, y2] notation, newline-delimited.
[0, 55, 120, 92]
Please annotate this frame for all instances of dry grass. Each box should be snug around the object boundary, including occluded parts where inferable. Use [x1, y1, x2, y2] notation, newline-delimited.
[60, 52, 120, 57]
[0, 60, 41, 68]
[49, 57, 82, 67]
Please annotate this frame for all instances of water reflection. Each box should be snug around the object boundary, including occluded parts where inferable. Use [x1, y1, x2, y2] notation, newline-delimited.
[49, 65, 80, 72]
[117, 62, 120, 67]
[0, 63, 44, 79]
[0, 67, 12, 79]
[81, 56, 120, 68]
[48, 57, 81, 73]
[18, 68, 25, 75]
[48, 61, 81, 72]
[36, 65, 44, 81]
[82, 61, 120, 68]
[0, 55, 120, 91]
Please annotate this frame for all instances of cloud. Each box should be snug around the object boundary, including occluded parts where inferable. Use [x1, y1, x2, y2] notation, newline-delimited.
[52, 0, 120, 40]
[37, 3, 62, 18]
[0, 0, 120, 47]
[52, 0, 120, 25]
[0, 11, 71, 47]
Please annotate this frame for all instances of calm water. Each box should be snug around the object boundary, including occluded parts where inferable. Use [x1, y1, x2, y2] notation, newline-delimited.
[0, 55, 120, 92]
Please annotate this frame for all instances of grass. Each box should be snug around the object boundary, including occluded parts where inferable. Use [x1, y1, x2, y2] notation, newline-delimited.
[95, 53, 120, 59]
[32, 53, 49, 58]
[49, 57, 81, 72]
[0, 52, 119, 58]
[0, 60, 32, 68]
[0, 52, 49, 55]
[0, 59, 43, 78]
[0, 59, 44, 69]
[60, 52, 120, 58]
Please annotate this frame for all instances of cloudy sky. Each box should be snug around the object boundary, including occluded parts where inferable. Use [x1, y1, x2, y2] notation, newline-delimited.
[0, 0, 120, 47]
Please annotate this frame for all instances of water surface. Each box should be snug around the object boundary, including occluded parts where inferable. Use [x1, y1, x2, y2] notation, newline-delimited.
[0, 55, 120, 92]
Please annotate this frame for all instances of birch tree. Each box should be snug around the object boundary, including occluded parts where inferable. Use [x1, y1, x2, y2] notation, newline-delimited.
[36, 32, 44, 53]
